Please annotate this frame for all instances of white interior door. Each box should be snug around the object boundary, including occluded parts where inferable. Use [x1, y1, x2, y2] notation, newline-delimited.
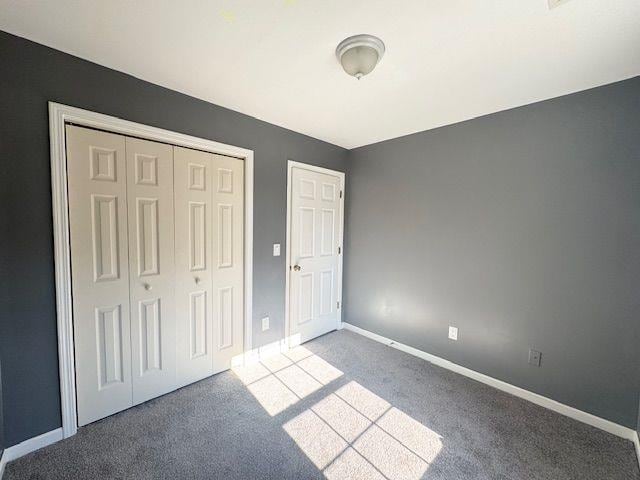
[211, 154, 245, 372]
[125, 137, 177, 405]
[174, 146, 214, 386]
[66, 125, 133, 426]
[289, 165, 343, 344]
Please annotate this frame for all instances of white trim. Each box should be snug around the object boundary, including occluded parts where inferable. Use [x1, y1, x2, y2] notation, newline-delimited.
[49, 102, 254, 439]
[342, 322, 637, 441]
[633, 431, 640, 471]
[284, 160, 345, 347]
[0, 428, 64, 476]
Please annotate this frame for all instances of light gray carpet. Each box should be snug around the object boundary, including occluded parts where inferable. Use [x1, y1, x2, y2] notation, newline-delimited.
[6, 330, 639, 479]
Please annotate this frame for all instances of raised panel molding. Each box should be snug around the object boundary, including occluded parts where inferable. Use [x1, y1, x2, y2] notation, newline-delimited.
[135, 154, 158, 186]
[298, 273, 314, 325]
[218, 204, 233, 268]
[299, 207, 315, 258]
[91, 194, 120, 282]
[319, 270, 333, 316]
[189, 202, 207, 271]
[136, 198, 159, 276]
[217, 168, 233, 193]
[320, 209, 335, 256]
[140, 298, 162, 373]
[90, 147, 117, 182]
[321, 183, 335, 201]
[188, 163, 206, 191]
[300, 178, 316, 199]
[96, 305, 124, 389]
[190, 290, 207, 358]
[218, 286, 233, 349]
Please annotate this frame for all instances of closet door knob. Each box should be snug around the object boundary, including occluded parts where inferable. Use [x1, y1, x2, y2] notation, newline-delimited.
[194, 277, 201, 285]
[144, 283, 152, 291]
[293, 265, 301, 272]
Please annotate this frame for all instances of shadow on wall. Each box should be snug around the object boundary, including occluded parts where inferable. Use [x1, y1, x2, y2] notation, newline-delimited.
[232, 343, 444, 479]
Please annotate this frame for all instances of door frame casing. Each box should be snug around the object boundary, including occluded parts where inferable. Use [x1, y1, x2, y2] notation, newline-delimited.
[284, 160, 345, 346]
[49, 102, 254, 438]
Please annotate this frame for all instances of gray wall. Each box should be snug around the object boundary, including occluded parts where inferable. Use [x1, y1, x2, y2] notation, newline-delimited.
[344, 76, 640, 428]
[0, 31, 347, 447]
[0, 360, 4, 458]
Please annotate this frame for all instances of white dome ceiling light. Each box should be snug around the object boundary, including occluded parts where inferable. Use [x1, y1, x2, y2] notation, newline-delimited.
[336, 34, 385, 80]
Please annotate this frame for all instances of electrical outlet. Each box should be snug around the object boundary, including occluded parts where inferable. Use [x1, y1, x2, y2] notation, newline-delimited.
[448, 326, 458, 341]
[261, 316, 270, 331]
[273, 244, 281, 256]
[529, 349, 542, 367]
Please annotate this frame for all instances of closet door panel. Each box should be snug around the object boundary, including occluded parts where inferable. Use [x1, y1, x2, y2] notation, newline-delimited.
[126, 137, 177, 404]
[212, 154, 244, 373]
[66, 125, 133, 426]
[174, 147, 214, 386]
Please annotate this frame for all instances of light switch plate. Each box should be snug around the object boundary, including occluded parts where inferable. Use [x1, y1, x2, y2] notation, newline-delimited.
[261, 316, 270, 331]
[273, 243, 281, 256]
[448, 326, 458, 341]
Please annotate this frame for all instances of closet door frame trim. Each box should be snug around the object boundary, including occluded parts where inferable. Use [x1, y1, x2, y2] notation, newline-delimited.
[49, 102, 254, 439]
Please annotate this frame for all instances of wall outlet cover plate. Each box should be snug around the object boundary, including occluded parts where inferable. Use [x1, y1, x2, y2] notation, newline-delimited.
[261, 316, 270, 331]
[448, 326, 458, 341]
[529, 349, 542, 367]
[273, 243, 281, 256]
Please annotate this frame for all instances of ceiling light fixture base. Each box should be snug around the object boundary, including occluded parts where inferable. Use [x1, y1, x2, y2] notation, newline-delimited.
[336, 34, 385, 80]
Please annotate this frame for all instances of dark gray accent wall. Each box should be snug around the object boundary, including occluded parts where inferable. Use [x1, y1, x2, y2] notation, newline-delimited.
[344, 76, 640, 428]
[0, 31, 347, 447]
[0, 359, 4, 457]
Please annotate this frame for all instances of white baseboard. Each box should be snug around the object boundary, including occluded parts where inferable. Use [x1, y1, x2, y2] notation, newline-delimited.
[341, 322, 636, 441]
[633, 431, 640, 471]
[0, 427, 64, 478]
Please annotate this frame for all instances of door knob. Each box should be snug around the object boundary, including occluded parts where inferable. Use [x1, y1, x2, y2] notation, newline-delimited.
[293, 265, 301, 272]
[194, 276, 201, 284]
[144, 283, 152, 291]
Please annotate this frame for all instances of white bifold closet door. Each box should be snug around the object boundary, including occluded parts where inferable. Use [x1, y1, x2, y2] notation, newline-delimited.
[67, 126, 133, 426]
[125, 137, 176, 405]
[174, 147, 244, 384]
[210, 153, 244, 373]
[67, 125, 244, 427]
[174, 147, 214, 386]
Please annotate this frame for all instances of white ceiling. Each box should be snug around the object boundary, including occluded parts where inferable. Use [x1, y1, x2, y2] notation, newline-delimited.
[1, 0, 639, 148]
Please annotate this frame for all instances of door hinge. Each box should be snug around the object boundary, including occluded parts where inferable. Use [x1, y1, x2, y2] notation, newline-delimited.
[339, 190, 343, 199]
[337, 301, 340, 309]
[338, 246, 341, 254]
